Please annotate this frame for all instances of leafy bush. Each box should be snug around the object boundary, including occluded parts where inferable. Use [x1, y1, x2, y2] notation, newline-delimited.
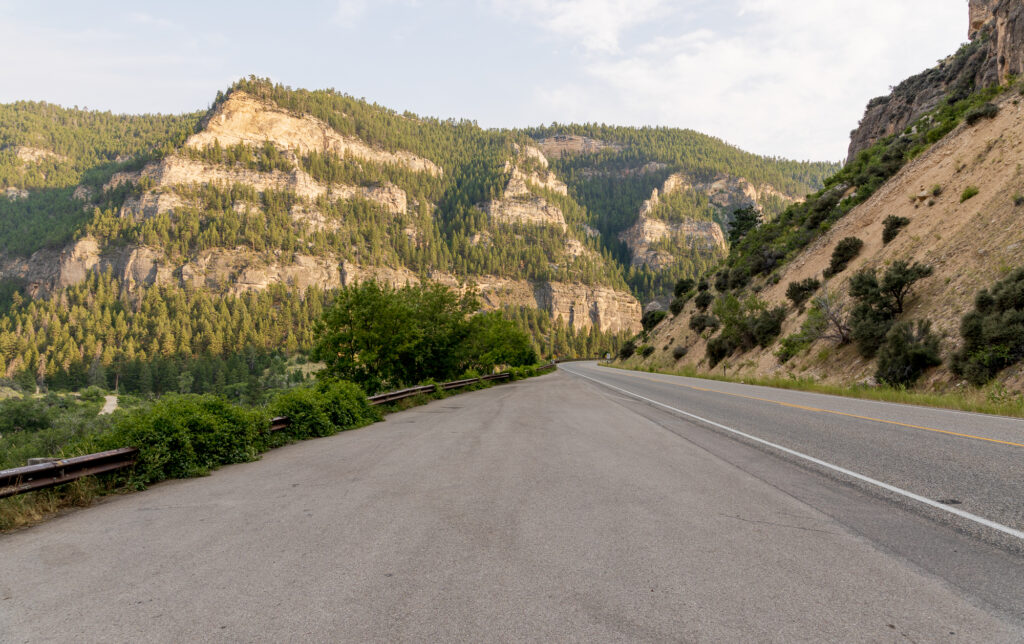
[694, 291, 714, 312]
[964, 102, 999, 125]
[316, 379, 381, 431]
[672, 346, 688, 360]
[79, 386, 105, 403]
[642, 310, 668, 332]
[268, 387, 333, 441]
[875, 321, 941, 387]
[706, 295, 787, 367]
[950, 268, 1024, 385]
[785, 278, 820, 308]
[824, 237, 864, 278]
[618, 340, 637, 359]
[669, 295, 689, 316]
[97, 394, 267, 486]
[881, 216, 910, 244]
[689, 314, 720, 334]
[960, 186, 979, 202]
[639, 345, 655, 358]
[848, 261, 933, 357]
[714, 270, 730, 292]
[931, 184, 943, 197]
[706, 335, 737, 368]
[776, 306, 828, 363]
[0, 397, 52, 434]
[674, 278, 696, 298]
[696, 279, 710, 292]
[1014, 193, 1024, 207]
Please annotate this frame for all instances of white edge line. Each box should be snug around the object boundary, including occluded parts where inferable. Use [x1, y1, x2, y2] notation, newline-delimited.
[562, 367, 1024, 543]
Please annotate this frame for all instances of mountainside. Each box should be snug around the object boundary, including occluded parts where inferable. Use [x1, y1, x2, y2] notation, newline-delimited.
[847, 0, 1024, 163]
[627, 3, 1024, 392]
[0, 78, 834, 390]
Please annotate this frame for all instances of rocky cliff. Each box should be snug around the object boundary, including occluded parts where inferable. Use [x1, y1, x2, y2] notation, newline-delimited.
[480, 146, 570, 230]
[848, 0, 1024, 163]
[191, 92, 442, 176]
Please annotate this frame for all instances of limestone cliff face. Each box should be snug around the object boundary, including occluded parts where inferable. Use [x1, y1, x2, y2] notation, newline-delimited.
[481, 148, 569, 230]
[848, 0, 1024, 162]
[619, 172, 756, 270]
[619, 216, 726, 270]
[190, 92, 442, 176]
[535, 135, 622, 159]
[109, 155, 408, 217]
[11, 146, 66, 164]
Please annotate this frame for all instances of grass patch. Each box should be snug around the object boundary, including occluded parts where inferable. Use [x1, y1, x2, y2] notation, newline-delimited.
[602, 362, 1024, 419]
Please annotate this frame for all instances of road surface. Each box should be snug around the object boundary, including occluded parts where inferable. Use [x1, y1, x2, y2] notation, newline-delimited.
[1, 364, 1022, 642]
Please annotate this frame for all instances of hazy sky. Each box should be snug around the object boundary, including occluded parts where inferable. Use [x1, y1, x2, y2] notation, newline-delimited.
[0, 1, 968, 160]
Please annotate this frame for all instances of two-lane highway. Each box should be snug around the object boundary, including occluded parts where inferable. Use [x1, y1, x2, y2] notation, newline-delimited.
[1, 366, 1022, 642]
[560, 362, 1024, 546]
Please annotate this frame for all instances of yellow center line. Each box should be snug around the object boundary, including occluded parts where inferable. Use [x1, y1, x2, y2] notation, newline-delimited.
[620, 373, 1024, 449]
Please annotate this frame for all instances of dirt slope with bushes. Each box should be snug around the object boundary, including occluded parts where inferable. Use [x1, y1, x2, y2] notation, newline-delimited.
[630, 90, 1024, 390]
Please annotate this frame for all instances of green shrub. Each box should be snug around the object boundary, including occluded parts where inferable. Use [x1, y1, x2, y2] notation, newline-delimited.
[694, 291, 714, 312]
[696, 279, 710, 292]
[642, 310, 668, 332]
[824, 237, 864, 277]
[79, 386, 105, 403]
[0, 398, 52, 434]
[618, 340, 637, 360]
[316, 379, 380, 430]
[776, 335, 812, 363]
[960, 186, 980, 202]
[714, 270, 730, 292]
[269, 387, 333, 441]
[785, 278, 821, 308]
[881, 216, 910, 244]
[931, 184, 943, 197]
[950, 268, 1024, 385]
[964, 102, 999, 125]
[848, 261, 933, 357]
[706, 335, 737, 368]
[674, 278, 696, 298]
[875, 320, 941, 387]
[639, 345, 655, 358]
[672, 346, 688, 360]
[1014, 193, 1024, 207]
[669, 295, 689, 316]
[98, 394, 266, 487]
[689, 314, 720, 334]
[706, 295, 787, 367]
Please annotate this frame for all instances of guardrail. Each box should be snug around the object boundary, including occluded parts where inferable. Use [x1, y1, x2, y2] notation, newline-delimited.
[0, 448, 139, 500]
[0, 368, 552, 499]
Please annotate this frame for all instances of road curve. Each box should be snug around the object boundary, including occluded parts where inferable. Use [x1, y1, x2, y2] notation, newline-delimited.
[1, 369, 1022, 642]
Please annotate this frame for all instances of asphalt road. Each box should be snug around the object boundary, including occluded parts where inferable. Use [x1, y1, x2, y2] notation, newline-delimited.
[1, 366, 1022, 642]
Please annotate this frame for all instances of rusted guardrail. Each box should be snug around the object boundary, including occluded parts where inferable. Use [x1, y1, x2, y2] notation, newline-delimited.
[0, 448, 139, 500]
[0, 368, 550, 498]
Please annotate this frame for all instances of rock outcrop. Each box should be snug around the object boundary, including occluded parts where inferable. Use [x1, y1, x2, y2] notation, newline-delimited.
[618, 172, 759, 269]
[109, 155, 408, 217]
[619, 216, 726, 270]
[191, 92, 442, 176]
[848, 0, 1024, 162]
[11, 146, 66, 164]
[535, 135, 623, 159]
[482, 149, 569, 229]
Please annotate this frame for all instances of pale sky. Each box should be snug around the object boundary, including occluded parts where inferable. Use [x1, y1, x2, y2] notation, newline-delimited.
[0, 1, 968, 160]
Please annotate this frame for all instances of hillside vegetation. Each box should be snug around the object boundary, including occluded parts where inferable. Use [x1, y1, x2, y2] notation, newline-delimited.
[0, 78, 835, 394]
[626, 64, 1024, 394]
